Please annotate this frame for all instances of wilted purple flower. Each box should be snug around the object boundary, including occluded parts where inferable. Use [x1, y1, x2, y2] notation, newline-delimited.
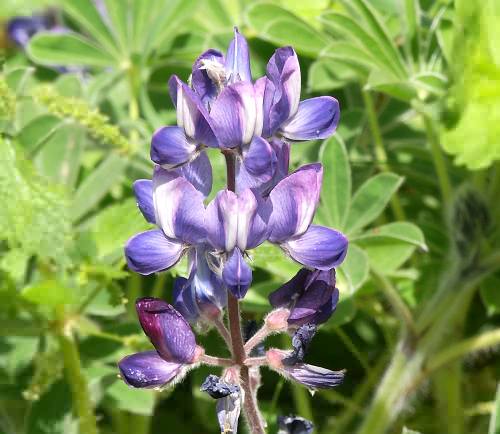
[267, 164, 348, 270]
[201, 374, 239, 399]
[269, 268, 340, 326]
[173, 245, 226, 323]
[283, 324, 317, 365]
[278, 415, 314, 434]
[118, 298, 200, 388]
[266, 348, 345, 390]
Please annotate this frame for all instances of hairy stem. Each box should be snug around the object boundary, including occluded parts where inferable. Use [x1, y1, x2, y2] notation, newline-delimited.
[224, 150, 266, 434]
[200, 354, 234, 367]
[56, 308, 98, 434]
[244, 325, 273, 354]
[213, 316, 233, 350]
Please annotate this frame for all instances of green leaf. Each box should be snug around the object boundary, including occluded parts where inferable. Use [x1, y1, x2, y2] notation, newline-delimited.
[103, 0, 130, 53]
[252, 243, 300, 280]
[321, 42, 379, 74]
[367, 69, 416, 102]
[485, 0, 500, 68]
[27, 33, 114, 68]
[411, 72, 448, 98]
[402, 428, 422, 434]
[106, 380, 156, 415]
[22, 280, 76, 306]
[319, 135, 351, 230]
[308, 58, 364, 91]
[243, 281, 278, 313]
[89, 198, 150, 262]
[353, 222, 427, 251]
[245, 1, 328, 56]
[340, 244, 369, 291]
[71, 154, 127, 222]
[480, 276, 500, 316]
[340, 0, 407, 76]
[17, 114, 63, 154]
[320, 12, 404, 79]
[345, 173, 403, 235]
[64, 0, 120, 58]
[489, 383, 500, 434]
[358, 237, 416, 274]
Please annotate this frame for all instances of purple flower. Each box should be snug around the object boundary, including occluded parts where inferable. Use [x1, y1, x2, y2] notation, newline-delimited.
[283, 324, 317, 365]
[7, 14, 55, 47]
[125, 167, 206, 275]
[118, 298, 200, 389]
[262, 47, 340, 140]
[267, 164, 348, 270]
[269, 268, 340, 326]
[173, 245, 226, 323]
[266, 348, 345, 390]
[278, 415, 314, 434]
[206, 188, 269, 298]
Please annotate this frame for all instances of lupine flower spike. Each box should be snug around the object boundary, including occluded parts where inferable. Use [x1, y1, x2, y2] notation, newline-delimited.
[120, 28, 348, 434]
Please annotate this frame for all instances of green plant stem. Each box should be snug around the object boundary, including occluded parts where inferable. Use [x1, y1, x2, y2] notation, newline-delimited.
[151, 273, 169, 299]
[371, 271, 417, 337]
[334, 327, 371, 373]
[56, 308, 98, 434]
[433, 364, 464, 434]
[361, 89, 406, 221]
[127, 273, 142, 318]
[422, 114, 453, 204]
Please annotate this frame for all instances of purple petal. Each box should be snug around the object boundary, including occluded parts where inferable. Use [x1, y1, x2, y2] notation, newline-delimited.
[285, 363, 345, 389]
[136, 297, 196, 363]
[268, 268, 310, 308]
[125, 230, 183, 275]
[210, 81, 257, 148]
[191, 49, 225, 108]
[118, 351, 183, 389]
[225, 27, 252, 83]
[253, 76, 266, 137]
[174, 152, 212, 197]
[263, 47, 301, 136]
[222, 247, 252, 299]
[308, 288, 340, 326]
[236, 136, 277, 191]
[268, 164, 323, 243]
[260, 138, 291, 196]
[133, 179, 155, 224]
[150, 126, 197, 167]
[173, 276, 200, 323]
[287, 280, 334, 325]
[153, 167, 206, 245]
[216, 387, 241, 433]
[281, 97, 340, 141]
[168, 75, 219, 147]
[236, 189, 269, 250]
[206, 190, 239, 251]
[278, 415, 314, 434]
[283, 225, 348, 270]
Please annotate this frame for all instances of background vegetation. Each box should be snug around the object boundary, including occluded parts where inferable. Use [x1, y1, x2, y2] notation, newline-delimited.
[1, 0, 499, 433]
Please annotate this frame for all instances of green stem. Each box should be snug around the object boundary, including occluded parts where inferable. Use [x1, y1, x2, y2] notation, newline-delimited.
[433, 364, 464, 434]
[334, 327, 371, 373]
[56, 308, 98, 434]
[127, 273, 142, 318]
[422, 114, 453, 204]
[361, 89, 406, 221]
[372, 271, 417, 338]
[151, 273, 169, 299]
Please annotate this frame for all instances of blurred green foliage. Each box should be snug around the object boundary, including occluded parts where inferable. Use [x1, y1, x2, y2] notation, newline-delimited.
[1, 1, 500, 434]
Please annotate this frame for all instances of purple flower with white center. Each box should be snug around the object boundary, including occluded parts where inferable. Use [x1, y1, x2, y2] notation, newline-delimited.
[269, 268, 340, 326]
[262, 47, 340, 141]
[121, 28, 349, 434]
[267, 164, 348, 270]
[125, 167, 207, 275]
[118, 298, 200, 389]
[278, 415, 314, 434]
[173, 245, 226, 323]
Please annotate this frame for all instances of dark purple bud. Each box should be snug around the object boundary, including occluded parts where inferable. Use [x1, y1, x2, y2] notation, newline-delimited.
[200, 374, 240, 399]
[222, 248, 252, 299]
[283, 324, 317, 365]
[136, 298, 196, 363]
[278, 415, 314, 434]
[118, 351, 184, 389]
[133, 180, 155, 224]
[269, 268, 310, 308]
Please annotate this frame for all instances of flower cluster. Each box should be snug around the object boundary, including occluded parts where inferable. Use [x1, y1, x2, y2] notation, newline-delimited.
[119, 28, 348, 433]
